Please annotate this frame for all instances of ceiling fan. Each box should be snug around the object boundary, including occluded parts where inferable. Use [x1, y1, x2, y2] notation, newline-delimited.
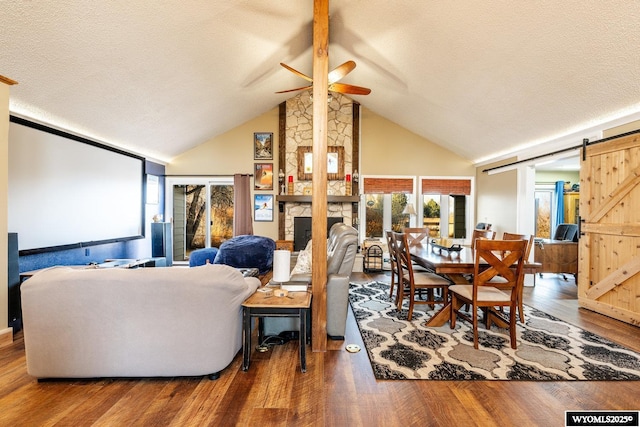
[276, 60, 371, 95]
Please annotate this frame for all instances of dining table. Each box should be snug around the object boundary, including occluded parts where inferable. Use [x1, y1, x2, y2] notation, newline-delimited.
[409, 244, 475, 327]
[409, 243, 541, 327]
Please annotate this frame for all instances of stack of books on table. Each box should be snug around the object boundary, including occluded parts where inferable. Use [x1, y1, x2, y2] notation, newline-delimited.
[269, 280, 310, 292]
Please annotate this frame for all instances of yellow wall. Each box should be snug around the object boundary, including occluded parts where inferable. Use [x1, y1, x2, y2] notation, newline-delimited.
[168, 107, 280, 239]
[361, 108, 474, 176]
[1, 83, 10, 331]
[536, 170, 580, 186]
[168, 105, 475, 240]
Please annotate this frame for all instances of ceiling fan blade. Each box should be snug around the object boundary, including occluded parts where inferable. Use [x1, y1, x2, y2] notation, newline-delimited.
[280, 63, 313, 82]
[275, 85, 313, 94]
[328, 60, 356, 84]
[328, 82, 371, 95]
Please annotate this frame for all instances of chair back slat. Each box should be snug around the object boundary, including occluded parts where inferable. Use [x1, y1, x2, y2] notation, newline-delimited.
[392, 231, 413, 276]
[471, 229, 496, 250]
[502, 232, 535, 260]
[474, 239, 527, 298]
[385, 230, 397, 265]
[403, 227, 430, 247]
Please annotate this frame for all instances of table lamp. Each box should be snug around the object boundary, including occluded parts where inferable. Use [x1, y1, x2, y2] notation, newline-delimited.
[402, 203, 417, 227]
[272, 250, 291, 285]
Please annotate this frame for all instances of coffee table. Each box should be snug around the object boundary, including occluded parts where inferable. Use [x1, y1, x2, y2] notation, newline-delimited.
[241, 290, 312, 373]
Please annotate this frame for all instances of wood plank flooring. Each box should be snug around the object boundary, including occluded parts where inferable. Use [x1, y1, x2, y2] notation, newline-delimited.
[0, 273, 638, 426]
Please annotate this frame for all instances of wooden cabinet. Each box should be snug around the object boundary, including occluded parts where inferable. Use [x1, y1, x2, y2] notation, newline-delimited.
[564, 192, 579, 224]
[534, 239, 578, 277]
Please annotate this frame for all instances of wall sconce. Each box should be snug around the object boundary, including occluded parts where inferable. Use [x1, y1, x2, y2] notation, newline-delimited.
[352, 169, 359, 183]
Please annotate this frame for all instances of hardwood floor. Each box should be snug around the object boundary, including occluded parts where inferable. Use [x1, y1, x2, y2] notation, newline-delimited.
[1, 273, 638, 426]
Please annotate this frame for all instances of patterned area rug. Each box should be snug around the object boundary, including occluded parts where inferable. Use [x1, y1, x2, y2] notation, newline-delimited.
[349, 281, 640, 380]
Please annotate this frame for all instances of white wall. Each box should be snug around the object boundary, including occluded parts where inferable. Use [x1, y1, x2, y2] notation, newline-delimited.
[475, 158, 519, 238]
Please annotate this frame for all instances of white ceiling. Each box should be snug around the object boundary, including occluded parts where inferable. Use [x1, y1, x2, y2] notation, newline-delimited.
[2, 1, 639, 164]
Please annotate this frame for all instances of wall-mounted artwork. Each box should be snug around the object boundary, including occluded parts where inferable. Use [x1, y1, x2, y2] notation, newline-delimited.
[254, 132, 273, 160]
[297, 146, 344, 181]
[254, 163, 273, 191]
[254, 194, 273, 222]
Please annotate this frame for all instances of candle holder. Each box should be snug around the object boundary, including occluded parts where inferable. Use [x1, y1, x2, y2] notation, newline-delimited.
[288, 175, 294, 195]
[345, 174, 352, 196]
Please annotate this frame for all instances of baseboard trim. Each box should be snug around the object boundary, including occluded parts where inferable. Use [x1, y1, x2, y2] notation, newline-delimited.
[0, 327, 14, 348]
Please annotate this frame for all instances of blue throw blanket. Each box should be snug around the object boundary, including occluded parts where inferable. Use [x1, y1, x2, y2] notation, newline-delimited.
[214, 235, 275, 274]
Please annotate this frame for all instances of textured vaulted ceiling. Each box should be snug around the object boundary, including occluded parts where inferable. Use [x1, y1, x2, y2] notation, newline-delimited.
[2, 1, 639, 163]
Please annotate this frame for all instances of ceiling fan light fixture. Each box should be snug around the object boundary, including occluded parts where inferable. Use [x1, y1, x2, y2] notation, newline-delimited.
[276, 61, 370, 96]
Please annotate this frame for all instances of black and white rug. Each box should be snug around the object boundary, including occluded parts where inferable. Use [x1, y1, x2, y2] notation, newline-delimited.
[349, 281, 640, 380]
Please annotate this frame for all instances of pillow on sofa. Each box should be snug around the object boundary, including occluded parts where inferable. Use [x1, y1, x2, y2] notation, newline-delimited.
[291, 240, 312, 275]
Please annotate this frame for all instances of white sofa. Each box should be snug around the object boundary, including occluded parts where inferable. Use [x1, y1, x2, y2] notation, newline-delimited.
[21, 264, 259, 379]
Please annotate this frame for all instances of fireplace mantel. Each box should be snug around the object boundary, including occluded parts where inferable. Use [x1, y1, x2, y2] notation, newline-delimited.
[276, 195, 359, 203]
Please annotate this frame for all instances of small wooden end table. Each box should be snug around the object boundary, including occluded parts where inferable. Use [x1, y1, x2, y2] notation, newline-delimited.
[242, 290, 312, 373]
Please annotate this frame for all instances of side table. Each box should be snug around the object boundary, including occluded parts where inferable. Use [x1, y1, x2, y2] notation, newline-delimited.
[242, 290, 312, 373]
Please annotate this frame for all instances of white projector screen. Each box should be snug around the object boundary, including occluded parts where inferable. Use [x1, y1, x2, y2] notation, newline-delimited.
[8, 117, 145, 253]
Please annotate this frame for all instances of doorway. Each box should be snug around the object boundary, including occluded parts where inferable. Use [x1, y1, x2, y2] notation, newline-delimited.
[166, 178, 234, 262]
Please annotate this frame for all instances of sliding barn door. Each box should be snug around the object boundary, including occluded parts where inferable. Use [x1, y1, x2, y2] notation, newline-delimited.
[579, 132, 640, 326]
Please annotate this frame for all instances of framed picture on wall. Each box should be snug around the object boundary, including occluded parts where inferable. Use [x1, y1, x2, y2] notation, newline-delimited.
[254, 163, 273, 190]
[297, 146, 344, 181]
[254, 194, 274, 222]
[254, 132, 273, 160]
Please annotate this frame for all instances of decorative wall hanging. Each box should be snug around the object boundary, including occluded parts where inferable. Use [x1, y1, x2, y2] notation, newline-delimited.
[297, 146, 344, 181]
[254, 194, 273, 222]
[254, 163, 273, 191]
[254, 132, 273, 160]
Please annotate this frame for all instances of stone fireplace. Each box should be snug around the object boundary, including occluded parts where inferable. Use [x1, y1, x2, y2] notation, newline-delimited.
[276, 91, 360, 242]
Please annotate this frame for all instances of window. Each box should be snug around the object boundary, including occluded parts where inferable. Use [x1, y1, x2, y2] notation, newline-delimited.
[364, 193, 412, 238]
[422, 195, 441, 237]
[362, 176, 416, 238]
[420, 178, 472, 239]
[535, 185, 554, 239]
[167, 177, 234, 261]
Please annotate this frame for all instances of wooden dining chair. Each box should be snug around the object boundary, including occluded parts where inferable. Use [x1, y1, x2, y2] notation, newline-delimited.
[493, 232, 534, 322]
[470, 229, 496, 250]
[403, 227, 430, 247]
[403, 227, 434, 273]
[392, 231, 451, 320]
[385, 230, 401, 301]
[388, 230, 431, 306]
[502, 232, 534, 261]
[449, 239, 527, 349]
